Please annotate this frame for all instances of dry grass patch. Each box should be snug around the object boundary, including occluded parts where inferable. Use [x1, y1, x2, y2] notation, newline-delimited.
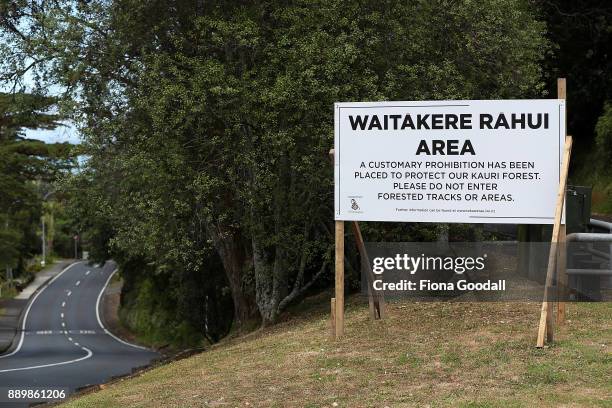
[61, 294, 611, 407]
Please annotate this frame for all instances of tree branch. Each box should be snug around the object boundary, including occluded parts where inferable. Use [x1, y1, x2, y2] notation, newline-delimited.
[278, 258, 328, 312]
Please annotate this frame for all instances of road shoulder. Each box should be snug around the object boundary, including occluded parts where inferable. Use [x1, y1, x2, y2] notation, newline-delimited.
[100, 276, 146, 348]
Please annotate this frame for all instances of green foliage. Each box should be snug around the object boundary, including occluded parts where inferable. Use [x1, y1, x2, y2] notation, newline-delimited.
[0, 91, 74, 276]
[118, 258, 232, 348]
[0, 0, 550, 338]
[128, 0, 547, 323]
[541, 3, 612, 216]
[43, 200, 77, 258]
[119, 272, 203, 348]
[0, 215, 21, 267]
[540, 1, 612, 153]
[595, 102, 612, 163]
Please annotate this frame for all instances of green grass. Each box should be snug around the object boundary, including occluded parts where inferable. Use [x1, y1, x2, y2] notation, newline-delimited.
[0, 285, 18, 300]
[110, 271, 122, 284]
[60, 296, 611, 408]
[524, 362, 568, 385]
[396, 351, 423, 368]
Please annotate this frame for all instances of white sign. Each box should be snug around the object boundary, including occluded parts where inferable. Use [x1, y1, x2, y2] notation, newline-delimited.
[334, 100, 566, 224]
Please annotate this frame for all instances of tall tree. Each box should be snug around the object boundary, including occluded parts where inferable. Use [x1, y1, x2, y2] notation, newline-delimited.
[0, 0, 550, 331]
[0, 91, 72, 275]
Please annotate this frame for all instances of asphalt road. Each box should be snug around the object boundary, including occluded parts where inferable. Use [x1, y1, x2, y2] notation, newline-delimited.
[0, 261, 159, 407]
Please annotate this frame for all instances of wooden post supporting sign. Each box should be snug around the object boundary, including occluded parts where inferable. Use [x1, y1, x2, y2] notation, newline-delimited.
[350, 221, 386, 320]
[330, 148, 386, 339]
[556, 78, 568, 326]
[536, 133, 572, 348]
[335, 220, 344, 338]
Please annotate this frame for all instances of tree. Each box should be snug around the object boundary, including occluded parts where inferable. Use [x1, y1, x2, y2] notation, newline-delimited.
[0, 91, 73, 276]
[0, 0, 549, 330]
[539, 0, 612, 154]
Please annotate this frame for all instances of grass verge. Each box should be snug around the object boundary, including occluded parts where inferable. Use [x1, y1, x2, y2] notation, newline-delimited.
[60, 294, 611, 408]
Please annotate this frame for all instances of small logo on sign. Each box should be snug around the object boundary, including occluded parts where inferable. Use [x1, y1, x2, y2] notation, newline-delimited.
[351, 199, 360, 210]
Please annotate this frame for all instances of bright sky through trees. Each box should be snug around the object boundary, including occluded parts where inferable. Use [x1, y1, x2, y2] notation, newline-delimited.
[25, 124, 79, 144]
[1, 68, 80, 144]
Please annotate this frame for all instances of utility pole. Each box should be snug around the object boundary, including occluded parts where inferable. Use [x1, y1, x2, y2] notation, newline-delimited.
[41, 190, 54, 267]
[74, 234, 78, 260]
[41, 216, 46, 267]
[4, 218, 12, 286]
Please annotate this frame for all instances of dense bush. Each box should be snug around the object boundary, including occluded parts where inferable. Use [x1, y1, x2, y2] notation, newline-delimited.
[595, 103, 612, 163]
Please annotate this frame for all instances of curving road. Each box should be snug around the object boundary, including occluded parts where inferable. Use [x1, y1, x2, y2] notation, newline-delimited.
[0, 261, 159, 407]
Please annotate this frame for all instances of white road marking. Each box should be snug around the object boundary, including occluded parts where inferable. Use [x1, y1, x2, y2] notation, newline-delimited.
[0, 347, 92, 373]
[61, 322, 66, 328]
[96, 269, 150, 350]
[85, 270, 90, 275]
[74, 342, 80, 346]
[0, 262, 83, 359]
[0, 261, 152, 374]
[67, 290, 72, 297]
[75, 280, 80, 286]
[61, 301, 66, 307]
[60, 313, 64, 319]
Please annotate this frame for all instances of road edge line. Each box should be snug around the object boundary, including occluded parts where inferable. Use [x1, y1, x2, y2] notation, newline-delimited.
[0, 261, 83, 359]
[0, 347, 92, 373]
[96, 267, 151, 351]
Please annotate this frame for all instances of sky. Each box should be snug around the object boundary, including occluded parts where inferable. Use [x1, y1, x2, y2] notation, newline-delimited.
[25, 124, 81, 145]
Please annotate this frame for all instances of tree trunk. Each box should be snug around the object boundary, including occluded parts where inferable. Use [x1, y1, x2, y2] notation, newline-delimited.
[252, 237, 281, 325]
[207, 223, 259, 329]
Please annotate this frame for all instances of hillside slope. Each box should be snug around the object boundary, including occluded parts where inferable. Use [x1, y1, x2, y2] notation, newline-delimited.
[61, 294, 611, 407]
